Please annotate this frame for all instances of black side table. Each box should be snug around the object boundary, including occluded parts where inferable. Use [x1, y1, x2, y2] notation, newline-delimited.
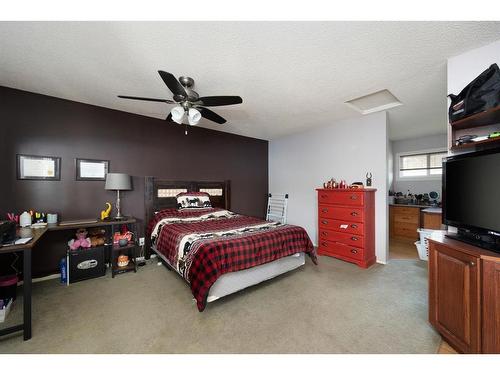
[109, 218, 139, 278]
[110, 242, 138, 277]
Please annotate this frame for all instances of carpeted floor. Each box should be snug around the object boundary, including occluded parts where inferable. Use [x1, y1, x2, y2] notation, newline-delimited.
[0, 256, 440, 353]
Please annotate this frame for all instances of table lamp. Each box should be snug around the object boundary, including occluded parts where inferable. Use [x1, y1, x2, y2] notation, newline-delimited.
[105, 173, 132, 220]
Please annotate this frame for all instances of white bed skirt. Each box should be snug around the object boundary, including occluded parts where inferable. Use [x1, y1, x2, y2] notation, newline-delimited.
[207, 252, 305, 302]
[151, 246, 306, 304]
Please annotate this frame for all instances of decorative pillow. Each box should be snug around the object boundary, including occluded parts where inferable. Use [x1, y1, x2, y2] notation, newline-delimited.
[176, 192, 212, 209]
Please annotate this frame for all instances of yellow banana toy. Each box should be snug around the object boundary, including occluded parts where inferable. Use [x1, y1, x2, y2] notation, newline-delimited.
[100, 202, 112, 221]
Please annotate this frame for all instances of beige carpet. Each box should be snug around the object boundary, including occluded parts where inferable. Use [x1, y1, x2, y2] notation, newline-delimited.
[0, 256, 440, 353]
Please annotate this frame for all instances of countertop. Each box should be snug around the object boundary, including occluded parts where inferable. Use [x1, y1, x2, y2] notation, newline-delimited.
[421, 207, 442, 214]
[389, 203, 438, 208]
[389, 203, 442, 214]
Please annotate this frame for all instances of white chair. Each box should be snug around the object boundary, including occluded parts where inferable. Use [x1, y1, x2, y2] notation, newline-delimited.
[266, 193, 289, 224]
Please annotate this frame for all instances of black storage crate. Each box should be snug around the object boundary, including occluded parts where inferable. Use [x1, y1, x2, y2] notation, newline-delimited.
[67, 246, 106, 284]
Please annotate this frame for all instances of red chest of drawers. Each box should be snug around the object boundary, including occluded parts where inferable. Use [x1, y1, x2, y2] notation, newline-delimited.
[317, 188, 377, 268]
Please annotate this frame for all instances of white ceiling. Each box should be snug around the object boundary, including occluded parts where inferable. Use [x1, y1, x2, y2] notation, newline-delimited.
[1, 22, 499, 140]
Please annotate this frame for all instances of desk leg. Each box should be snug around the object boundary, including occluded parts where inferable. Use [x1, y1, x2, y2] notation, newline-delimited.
[23, 248, 32, 340]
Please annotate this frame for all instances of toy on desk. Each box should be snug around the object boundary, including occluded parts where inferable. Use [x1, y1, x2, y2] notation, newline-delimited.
[100, 202, 112, 221]
[68, 228, 92, 250]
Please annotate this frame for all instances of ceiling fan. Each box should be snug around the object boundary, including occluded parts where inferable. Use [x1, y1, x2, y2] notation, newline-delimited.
[118, 70, 243, 134]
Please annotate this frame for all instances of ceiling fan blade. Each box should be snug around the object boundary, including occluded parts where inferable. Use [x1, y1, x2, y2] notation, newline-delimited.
[118, 95, 175, 104]
[158, 71, 187, 98]
[198, 96, 243, 107]
[198, 107, 227, 124]
[166, 113, 173, 122]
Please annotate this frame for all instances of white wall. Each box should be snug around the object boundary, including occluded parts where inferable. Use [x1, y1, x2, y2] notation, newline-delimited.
[269, 112, 389, 264]
[447, 39, 500, 149]
[391, 133, 447, 198]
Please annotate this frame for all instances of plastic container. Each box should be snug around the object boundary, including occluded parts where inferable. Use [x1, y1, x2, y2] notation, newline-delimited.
[416, 228, 446, 261]
[0, 274, 18, 301]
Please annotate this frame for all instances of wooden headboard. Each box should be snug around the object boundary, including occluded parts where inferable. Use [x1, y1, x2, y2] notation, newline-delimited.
[144, 176, 231, 232]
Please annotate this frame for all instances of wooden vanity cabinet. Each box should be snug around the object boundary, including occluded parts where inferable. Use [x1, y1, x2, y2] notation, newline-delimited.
[389, 205, 420, 240]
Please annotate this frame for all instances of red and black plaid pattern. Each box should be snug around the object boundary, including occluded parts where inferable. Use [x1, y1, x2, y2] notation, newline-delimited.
[147, 208, 316, 311]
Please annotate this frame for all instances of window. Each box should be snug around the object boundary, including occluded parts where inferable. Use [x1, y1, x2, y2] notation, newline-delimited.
[398, 150, 447, 179]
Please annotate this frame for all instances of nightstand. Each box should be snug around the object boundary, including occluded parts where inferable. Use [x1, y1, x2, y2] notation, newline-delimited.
[107, 217, 139, 278]
[111, 243, 137, 277]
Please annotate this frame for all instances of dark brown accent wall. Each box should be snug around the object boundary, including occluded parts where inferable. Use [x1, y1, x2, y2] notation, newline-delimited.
[0, 86, 268, 276]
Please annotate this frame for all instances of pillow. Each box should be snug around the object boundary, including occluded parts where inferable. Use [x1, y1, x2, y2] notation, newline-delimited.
[176, 192, 212, 209]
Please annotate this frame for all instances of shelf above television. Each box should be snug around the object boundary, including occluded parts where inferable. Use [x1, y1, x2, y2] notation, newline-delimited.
[451, 136, 500, 151]
[450, 104, 500, 130]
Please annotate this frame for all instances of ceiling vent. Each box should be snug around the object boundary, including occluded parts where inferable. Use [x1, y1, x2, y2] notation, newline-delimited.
[345, 89, 402, 115]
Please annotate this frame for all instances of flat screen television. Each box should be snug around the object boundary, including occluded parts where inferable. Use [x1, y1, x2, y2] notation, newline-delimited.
[443, 147, 500, 252]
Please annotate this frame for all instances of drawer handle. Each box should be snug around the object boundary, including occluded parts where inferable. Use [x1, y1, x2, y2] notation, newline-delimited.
[321, 195, 328, 199]
[322, 208, 328, 213]
[351, 224, 358, 229]
[321, 220, 328, 225]
[470, 261, 475, 267]
[350, 195, 358, 200]
[321, 242, 328, 247]
[321, 231, 328, 236]
[350, 212, 358, 216]
[350, 249, 358, 254]
[351, 237, 359, 241]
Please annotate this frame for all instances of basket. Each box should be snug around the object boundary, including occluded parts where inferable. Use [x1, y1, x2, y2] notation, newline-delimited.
[416, 228, 446, 261]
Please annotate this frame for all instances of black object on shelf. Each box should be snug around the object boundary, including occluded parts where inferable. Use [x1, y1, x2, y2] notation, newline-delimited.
[449, 63, 500, 124]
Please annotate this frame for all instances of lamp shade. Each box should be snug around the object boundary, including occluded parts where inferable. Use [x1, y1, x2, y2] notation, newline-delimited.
[171, 106, 185, 124]
[188, 108, 201, 125]
[105, 173, 132, 191]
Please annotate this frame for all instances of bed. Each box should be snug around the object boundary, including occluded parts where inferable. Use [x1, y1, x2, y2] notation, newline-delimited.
[144, 177, 316, 311]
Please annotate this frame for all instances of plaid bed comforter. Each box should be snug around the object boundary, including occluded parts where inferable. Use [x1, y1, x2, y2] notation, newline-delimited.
[147, 208, 316, 311]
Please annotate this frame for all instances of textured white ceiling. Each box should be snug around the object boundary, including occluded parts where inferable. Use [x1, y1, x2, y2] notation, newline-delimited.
[1, 22, 499, 140]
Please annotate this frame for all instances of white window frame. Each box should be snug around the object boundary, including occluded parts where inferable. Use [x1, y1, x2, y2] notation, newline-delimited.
[396, 147, 447, 182]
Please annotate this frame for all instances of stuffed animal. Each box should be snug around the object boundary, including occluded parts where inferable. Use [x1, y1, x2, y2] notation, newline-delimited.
[68, 228, 92, 250]
[100, 202, 112, 221]
[88, 228, 106, 247]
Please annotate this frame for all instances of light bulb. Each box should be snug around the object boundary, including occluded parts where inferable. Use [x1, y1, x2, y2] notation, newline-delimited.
[188, 108, 201, 125]
[170, 106, 185, 124]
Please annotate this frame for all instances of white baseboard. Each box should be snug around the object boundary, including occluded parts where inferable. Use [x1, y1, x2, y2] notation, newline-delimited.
[18, 273, 60, 286]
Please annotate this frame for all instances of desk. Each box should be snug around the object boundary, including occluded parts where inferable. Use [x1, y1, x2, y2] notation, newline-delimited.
[0, 227, 47, 341]
[0, 217, 139, 341]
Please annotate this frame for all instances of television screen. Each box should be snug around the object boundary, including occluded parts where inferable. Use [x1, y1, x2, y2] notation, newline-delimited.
[444, 148, 500, 233]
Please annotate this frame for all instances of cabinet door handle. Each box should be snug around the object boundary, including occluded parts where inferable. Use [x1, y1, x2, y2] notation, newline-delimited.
[350, 249, 358, 254]
[350, 212, 358, 216]
[350, 195, 358, 200]
[351, 236, 359, 241]
[470, 261, 475, 267]
[351, 224, 358, 229]
[322, 208, 328, 213]
[321, 220, 328, 225]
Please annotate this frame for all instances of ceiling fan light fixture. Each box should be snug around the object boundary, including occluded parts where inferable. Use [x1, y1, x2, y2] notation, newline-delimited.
[171, 106, 185, 124]
[188, 108, 202, 125]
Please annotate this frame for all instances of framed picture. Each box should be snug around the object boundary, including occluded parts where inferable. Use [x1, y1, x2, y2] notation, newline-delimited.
[76, 158, 109, 181]
[17, 154, 61, 180]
